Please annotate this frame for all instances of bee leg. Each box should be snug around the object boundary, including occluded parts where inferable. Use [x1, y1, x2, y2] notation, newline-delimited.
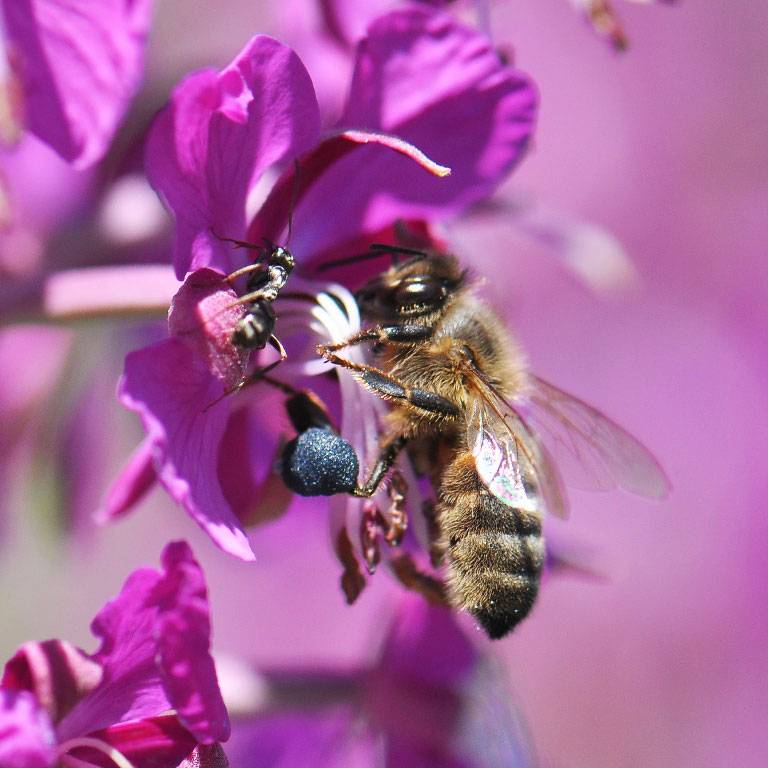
[318, 323, 433, 354]
[320, 353, 461, 420]
[353, 433, 408, 498]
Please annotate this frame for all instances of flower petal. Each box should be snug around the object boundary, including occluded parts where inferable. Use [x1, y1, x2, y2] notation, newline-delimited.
[290, 6, 537, 258]
[227, 708, 374, 768]
[118, 338, 255, 560]
[144, 35, 321, 278]
[248, 129, 450, 245]
[153, 541, 230, 743]
[2, 640, 102, 724]
[1, 0, 152, 168]
[56, 566, 168, 741]
[95, 437, 157, 523]
[0, 689, 56, 768]
[57, 542, 227, 743]
[68, 714, 197, 768]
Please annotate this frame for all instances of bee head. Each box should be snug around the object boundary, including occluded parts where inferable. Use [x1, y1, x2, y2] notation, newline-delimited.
[355, 253, 466, 320]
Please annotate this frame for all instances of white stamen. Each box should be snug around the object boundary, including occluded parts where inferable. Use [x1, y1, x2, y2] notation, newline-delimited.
[56, 736, 137, 768]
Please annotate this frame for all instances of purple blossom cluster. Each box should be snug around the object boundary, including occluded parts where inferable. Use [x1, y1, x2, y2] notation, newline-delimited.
[1, 1, 765, 768]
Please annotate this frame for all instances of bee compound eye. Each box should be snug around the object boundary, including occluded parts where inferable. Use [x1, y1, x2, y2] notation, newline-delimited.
[393, 278, 443, 308]
[280, 428, 360, 496]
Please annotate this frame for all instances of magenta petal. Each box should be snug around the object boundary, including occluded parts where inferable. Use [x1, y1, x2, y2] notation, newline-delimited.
[227, 709, 374, 768]
[145, 36, 321, 278]
[95, 437, 157, 523]
[378, 595, 477, 687]
[153, 542, 230, 743]
[119, 339, 255, 560]
[2, 0, 152, 168]
[58, 542, 227, 745]
[292, 6, 537, 257]
[2, 640, 102, 724]
[56, 566, 168, 741]
[73, 714, 197, 768]
[0, 689, 56, 768]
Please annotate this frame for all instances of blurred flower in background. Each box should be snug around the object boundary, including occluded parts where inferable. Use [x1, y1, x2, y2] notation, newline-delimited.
[0, 1, 765, 767]
[0, 541, 229, 767]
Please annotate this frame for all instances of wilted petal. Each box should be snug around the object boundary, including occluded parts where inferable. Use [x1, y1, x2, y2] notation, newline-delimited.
[2, 640, 102, 724]
[291, 6, 537, 257]
[119, 338, 255, 560]
[1, 0, 153, 167]
[145, 35, 321, 278]
[0, 689, 56, 768]
[95, 437, 157, 523]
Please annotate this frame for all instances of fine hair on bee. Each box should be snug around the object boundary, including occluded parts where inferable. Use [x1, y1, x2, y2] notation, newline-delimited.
[316, 244, 670, 639]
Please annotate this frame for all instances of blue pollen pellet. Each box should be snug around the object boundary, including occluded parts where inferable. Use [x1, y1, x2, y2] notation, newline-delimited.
[280, 427, 359, 496]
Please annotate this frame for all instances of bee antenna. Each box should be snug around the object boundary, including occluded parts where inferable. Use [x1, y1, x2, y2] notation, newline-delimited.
[317, 244, 429, 273]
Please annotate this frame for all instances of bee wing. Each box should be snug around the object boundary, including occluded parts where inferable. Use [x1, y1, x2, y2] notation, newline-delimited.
[466, 383, 569, 519]
[518, 374, 671, 499]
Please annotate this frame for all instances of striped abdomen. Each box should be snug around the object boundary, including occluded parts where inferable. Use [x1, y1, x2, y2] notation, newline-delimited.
[438, 453, 545, 639]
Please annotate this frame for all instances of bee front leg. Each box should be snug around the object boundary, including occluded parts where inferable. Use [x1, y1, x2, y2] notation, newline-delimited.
[318, 323, 433, 355]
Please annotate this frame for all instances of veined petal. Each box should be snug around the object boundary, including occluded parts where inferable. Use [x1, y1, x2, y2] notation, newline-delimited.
[144, 35, 321, 278]
[1, 0, 152, 168]
[66, 714, 197, 768]
[0, 689, 56, 768]
[118, 339, 255, 561]
[2, 640, 102, 724]
[290, 6, 537, 258]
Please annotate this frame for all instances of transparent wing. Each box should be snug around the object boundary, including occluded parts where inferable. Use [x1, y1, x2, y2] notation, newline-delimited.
[519, 375, 671, 499]
[466, 383, 569, 519]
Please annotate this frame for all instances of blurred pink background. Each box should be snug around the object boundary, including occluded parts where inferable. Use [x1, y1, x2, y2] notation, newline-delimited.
[1, 2, 766, 766]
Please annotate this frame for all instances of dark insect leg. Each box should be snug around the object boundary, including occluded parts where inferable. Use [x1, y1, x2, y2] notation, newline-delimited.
[353, 433, 408, 498]
[320, 352, 460, 419]
[318, 323, 432, 354]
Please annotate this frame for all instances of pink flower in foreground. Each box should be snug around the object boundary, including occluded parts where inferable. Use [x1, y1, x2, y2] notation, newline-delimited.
[224, 595, 533, 767]
[0, 541, 229, 768]
[0, 0, 153, 167]
[107, 7, 537, 565]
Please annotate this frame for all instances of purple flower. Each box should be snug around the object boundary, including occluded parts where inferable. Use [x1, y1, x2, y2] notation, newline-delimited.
[224, 595, 533, 767]
[0, 0, 153, 167]
[108, 6, 537, 564]
[0, 540, 229, 767]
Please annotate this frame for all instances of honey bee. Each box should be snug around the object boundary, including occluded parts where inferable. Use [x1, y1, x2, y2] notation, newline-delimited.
[318, 249, 670, 639]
